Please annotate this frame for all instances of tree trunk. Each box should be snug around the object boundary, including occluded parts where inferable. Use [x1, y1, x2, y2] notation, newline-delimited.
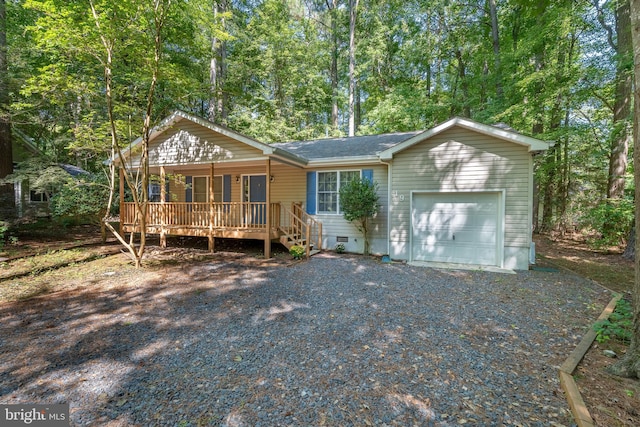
[455, 49, 471, 118]
[489, 0, 503, 100]
[208, 0, 227, 124]
[540, 147, 557, 233]
[623, 225, 635, 260]
[607, 0, 632, 200]
[0, 0, 14, 218]
[348, 0, 358, 137]
[329, 0, 338, 131]
[608, 0, 640, 379]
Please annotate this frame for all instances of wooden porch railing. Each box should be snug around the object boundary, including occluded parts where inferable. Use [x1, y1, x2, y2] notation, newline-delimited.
[122, 202, 281, 230]
[278, 202, 322, 257]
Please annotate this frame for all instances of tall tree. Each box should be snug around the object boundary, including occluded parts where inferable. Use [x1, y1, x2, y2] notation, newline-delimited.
[609, 0, 640, 379]
[489, 0, 503, 100]
[347, 0, 358, 136]
[0, 0, 13, 218]
[208, 0, 229, 124]
[329, 0, 340, 132]
[594, 0, 633, 200]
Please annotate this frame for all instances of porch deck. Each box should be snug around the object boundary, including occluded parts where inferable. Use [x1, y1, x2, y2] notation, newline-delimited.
[120, 201, 322, 257]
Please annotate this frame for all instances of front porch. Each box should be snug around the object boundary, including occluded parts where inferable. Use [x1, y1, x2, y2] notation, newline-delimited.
[120, 201, 322, 258]
[113, 110, 323, 258]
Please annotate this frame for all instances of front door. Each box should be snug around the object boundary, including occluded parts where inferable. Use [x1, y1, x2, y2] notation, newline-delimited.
[243, 175, 266, 225]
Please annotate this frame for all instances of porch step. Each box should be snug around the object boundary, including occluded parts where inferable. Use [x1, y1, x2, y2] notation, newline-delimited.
[279, 235, 320, 257]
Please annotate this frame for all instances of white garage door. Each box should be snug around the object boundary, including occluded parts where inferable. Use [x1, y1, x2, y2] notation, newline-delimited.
[411, 192, 501, 266]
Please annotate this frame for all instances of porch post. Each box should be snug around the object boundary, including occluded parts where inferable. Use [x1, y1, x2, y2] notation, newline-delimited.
[208, 162, 215, 252]
[160, 166, 167, 248]
[264, 158, 271, 258]
[119, 167, 124, 236]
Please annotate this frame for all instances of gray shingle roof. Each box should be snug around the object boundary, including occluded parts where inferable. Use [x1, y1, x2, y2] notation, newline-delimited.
[272, 131, 422, 160]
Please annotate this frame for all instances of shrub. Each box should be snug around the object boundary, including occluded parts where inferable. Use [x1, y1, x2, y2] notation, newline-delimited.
[335, 243, 345, 254]
[581, 198, 634, 248]
[50, 173, 111, 226]
[339, 177, 379, 255]
[289, 245, 305, 260]
[593, 297, 633, 344]
[0, 221, 7, 250]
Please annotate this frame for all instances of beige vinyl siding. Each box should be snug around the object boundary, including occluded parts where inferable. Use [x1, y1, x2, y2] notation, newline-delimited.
[130, 121, 266, 168]
[270, 164, 307, 206]
[389, 127, 533, 265]
[156, 162, 309, 205]
[310, 164, 388, 254]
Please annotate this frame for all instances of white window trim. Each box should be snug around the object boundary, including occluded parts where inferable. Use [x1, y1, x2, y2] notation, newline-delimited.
[29, 190, 49, 203]
[316, 170, 361, 215]
[192, 175, 225, 202]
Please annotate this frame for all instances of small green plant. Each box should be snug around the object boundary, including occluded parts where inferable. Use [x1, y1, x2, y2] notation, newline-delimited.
[289, 245, 305, 260]
[593, 297, 633, 344]
[335, 243, 345, 254]
[625, 389, 634, 397]
[0, 221, 7, 250]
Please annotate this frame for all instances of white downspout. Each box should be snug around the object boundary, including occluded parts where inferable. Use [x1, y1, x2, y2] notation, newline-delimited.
[379, 158, 392, 257]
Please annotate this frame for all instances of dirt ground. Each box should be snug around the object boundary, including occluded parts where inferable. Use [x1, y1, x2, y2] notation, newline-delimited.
[1, 225, 639, 425]
[534, 233, 639, 426]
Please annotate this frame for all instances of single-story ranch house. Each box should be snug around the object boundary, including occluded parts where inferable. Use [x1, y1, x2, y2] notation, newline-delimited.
[114, 111, 549, 270]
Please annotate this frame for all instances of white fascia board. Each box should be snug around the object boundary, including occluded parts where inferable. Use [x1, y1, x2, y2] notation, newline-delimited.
[453, 118, 550, 151]
[269, 147, 308, 166]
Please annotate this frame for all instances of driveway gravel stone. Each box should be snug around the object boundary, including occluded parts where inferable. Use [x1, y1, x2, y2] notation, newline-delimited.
[0, 252, 611, 426]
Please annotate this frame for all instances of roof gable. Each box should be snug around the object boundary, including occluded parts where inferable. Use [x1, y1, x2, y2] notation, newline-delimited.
[113, 111, 307, 167]
[378, 117, 550, 160]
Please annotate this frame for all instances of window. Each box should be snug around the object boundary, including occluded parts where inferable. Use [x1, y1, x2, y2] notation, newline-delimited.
[212, 176, 223, 201]
[192, 176, 224, 202]
[149, 182, 162, 202]
[30, 190, 49, 203]
[317, 170, 360, 214]
[193, 176, 208, 202]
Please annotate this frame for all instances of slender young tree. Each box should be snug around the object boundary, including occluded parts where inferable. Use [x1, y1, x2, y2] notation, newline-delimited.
[96, 0, 173, 268]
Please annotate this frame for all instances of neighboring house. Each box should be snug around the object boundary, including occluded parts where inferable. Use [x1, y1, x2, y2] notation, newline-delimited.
[115, 111, 549, 270]
[10, 129, 88, 218]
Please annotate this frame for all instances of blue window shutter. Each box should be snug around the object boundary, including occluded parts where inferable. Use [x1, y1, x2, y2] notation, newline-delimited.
[223, 175, 231, 202]
[362, 169, 374, 183]
[306, 171, 316, 214]
[185, 176, 192, 202]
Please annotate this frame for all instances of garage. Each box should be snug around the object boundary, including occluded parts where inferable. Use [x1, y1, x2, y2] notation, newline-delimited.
[411, 191, 503, 266]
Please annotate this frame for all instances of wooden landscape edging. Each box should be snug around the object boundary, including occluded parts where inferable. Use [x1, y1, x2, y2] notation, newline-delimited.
[558, 294, 622, 427]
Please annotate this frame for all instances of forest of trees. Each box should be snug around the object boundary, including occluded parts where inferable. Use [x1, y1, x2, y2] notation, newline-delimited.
[0, 0, 635, 241]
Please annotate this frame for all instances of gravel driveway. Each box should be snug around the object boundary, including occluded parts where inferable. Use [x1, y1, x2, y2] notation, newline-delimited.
[0, 252, 611, 426]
